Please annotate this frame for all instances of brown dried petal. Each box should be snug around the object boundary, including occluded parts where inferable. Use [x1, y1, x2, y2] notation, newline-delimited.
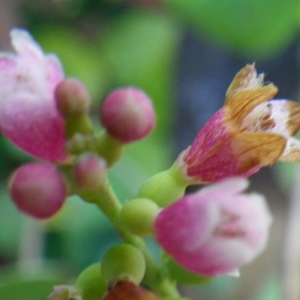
[286, 101, 300, 136]
[225, 64, 264, 101]
[233, 132, 286, 173]
[225, 84, 278, 129]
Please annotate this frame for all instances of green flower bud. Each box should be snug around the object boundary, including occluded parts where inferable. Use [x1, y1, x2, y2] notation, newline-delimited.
[74, 263, 107, 300]
[101, 244, 145, 284]
[66, 133, 96, 155]
[138, 154, 194, 207]
[166, 258, 213, 285]
[96, 131, 124, 167]
[118, 198, 160, 236]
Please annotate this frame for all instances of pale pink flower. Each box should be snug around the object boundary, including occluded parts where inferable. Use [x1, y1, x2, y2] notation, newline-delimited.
[182, 64, 300, 182]
[0, 29, 66, 161]
[154, 178, 272, 276]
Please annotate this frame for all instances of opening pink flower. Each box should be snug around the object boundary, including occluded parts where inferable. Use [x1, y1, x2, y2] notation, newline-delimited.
[154, 178, 272, 276]
[182, 64, 300, 182]
[0, 29, 67, 162]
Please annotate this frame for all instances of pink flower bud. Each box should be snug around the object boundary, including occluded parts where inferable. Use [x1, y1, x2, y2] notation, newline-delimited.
[73, 154, 107, 190]
[9, 162, 67, 219]
[154, 178, 272, 276]
[55, 78, 91, 116]
[100, 87, 156, 143]
[0, 29, 67, 162]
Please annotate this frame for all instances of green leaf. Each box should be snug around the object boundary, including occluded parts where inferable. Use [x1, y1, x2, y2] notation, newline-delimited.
[100, 9, 179, 134]
[0, 279, 56, 300]
[0, 266, 69, 300]
[164, 0, 300, 58]
[0, 187, 24, 258]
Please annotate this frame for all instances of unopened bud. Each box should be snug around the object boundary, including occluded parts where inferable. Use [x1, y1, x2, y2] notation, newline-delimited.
[74, 263, 107, 300]
[101, 244, 145, 284]
[118, 198, 159, 236]
[100, 87, 156, 143]
[55, 78, 91, 116]
[73, 154, 107, 190]
[9, 162, 67, 219]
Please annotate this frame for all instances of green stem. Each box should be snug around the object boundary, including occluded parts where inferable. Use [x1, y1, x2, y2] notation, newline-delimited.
[78, 178, 179, 297]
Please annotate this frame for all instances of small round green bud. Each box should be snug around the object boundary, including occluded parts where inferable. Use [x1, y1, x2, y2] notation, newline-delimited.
[66, 134, 96, 155]
[119, 198, 159, 236]
[101, 244, 145, 284]
[74, 263, 107, 300]
[55, 78, 91, 116]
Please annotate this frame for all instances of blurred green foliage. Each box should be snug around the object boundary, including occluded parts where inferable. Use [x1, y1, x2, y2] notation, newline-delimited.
[165, 0, 300, 58]
[0, 0, 298, 299]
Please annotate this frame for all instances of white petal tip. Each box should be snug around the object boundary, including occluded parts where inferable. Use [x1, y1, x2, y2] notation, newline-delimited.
[226, 269, 240, 277]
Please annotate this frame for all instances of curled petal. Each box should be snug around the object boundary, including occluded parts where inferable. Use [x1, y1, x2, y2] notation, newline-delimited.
[233, 132, 286, 172]
[225, 85, 278, 129]
[11, 29, 44, 60]
[280, 137, 300, 162]
[241, 100, 300, 137]
[225, 64, 264, 101]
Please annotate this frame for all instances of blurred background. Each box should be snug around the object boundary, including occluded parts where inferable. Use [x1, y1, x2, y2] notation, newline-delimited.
[0, 0, 300, 299]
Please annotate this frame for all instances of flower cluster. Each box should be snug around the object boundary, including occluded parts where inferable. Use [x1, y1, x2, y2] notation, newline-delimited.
[0, 29, 296, 299]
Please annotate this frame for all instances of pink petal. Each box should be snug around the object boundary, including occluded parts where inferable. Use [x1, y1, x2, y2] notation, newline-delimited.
[0, 29, 66, 161]
[184, 110, 259, 182]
